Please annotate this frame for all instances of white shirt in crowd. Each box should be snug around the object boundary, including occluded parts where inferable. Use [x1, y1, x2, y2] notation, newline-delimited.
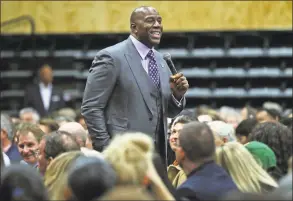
[2, 152, 10, 166]
[39, 82, 52, 111]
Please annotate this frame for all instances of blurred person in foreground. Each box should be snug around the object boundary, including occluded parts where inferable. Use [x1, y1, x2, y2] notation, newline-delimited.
[249, 122, 292, 177]
[167, 115, 192, 188]
[1, 113, 22, 163]
[66, 155, 116, 201]
[0, 164, 49, 201]
[215, 142, 278, 193]
[175, 122, 238, 200]
[24, 64, 65, 118]
[81, 6, 189, 164]
[207, 121, 237, 147]
[37, 131, 80, 175]
[16, 123, 45, 167]
[103, 132, 175, 200]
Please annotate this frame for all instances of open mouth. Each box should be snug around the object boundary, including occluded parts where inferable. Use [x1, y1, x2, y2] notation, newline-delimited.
[150, 31, 161, 39]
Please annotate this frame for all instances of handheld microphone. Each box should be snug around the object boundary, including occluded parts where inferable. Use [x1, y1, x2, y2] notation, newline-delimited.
[163, 53, 177, 75]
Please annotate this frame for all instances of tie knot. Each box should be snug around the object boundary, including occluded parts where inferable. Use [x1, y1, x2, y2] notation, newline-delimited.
[146, 49, 155, 59]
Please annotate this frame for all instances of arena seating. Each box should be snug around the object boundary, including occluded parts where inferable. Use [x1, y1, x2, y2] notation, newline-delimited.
[1, 30, 292, 115]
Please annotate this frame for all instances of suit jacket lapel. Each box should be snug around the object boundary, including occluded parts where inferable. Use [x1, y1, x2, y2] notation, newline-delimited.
[124, 38, 156, 117]
[37, 85, 46, 112]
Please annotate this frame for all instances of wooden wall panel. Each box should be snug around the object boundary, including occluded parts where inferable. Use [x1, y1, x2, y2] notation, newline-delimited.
[1, 1, 292, 34]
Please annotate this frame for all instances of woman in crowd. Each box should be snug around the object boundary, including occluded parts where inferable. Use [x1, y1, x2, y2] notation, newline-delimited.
[103, 132, 175, 200]
[215, 142, 278, 193]
[16, 123, 45, 167]
[44, 151, 83, 200]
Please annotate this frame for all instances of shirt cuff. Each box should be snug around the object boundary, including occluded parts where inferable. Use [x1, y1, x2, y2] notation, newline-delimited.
[172, 94, 183, 107]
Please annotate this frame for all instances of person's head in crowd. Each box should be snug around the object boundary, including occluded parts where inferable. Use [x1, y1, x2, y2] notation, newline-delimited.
[169, 115, 193, 152]
[245, 141, 277, 171]
[263, 101, 283, 115]
[279, 117, 292, 130]
[58, 108, 77, 121]
[235, 118, 258, 145]
[196, 106, 223, 122]
[66, 156, 116, 201]
[103, 132, 154, 186]
[44, 151, 83, 200]
[39, 64, 53, 86]
[16, 123, 45, 166]
[175, 121, 215, 174]
[75, 113, 88, 130]
[38, 118, 59, 134]
[58, 122, 88, 148]
[19, 107, 40, 124]
[215, 142, 278, 193]
[256, 108, 280, 123]
[38, 131, 80, 175]
[219, 106, 241, 128]
[0, 164, 49, 201]
[1, 113, 14, 150]
[208, 121, 236, 147]
[249, 122, 292, 175]
[240, 105, 257, 120]
[54, 115, 74, 127]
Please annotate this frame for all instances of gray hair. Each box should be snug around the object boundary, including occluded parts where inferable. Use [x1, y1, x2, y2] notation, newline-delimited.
[0, 113, 13, 141]
[207, 121, 236, 142]
[19, 107, 40, 123]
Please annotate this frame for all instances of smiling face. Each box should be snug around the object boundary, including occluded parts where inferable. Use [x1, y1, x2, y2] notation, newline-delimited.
[18, 132, 39, 165]
[131, 7, 163, 48]
[169, 123, 184, 151]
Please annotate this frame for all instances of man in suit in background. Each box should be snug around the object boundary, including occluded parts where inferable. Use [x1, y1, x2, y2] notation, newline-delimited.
[81, 6, 189, 163]
[24, 64, 65, 118]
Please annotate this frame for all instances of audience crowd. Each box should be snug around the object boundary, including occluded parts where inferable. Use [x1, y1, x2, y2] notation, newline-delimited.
[0, 101, 292, 201]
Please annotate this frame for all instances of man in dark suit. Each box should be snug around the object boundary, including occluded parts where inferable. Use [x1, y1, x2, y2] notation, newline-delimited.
[24, 64, 65, 118]
[175, 122, 238, 200]
[81, 6, 189, 163]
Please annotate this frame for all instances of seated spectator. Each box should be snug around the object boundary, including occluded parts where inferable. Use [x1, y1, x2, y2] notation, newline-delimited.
[66, 156, 116, 201]
[249, 122, 292, 176]
[38, 118, 59, 134]
[53, 116, 74, 127]
[235, 119, 258, 145]
[103, 132, 175, 200]
[1, 113, 22, 163]
[167, 115, 192, 188]
[256, 108, 280, 123]
[215, 142, 278, 193]
[175, 122, 238, 200]
[208, 121, 236, 147]
[37, 131, 80, 175]
[75, 113, 88, 130]
[19, 108, 40, 124]
[44, 151, 83, 200]
[58, 122, 91, 150]
[58, 108, 77, 121]
[245, 141, 280, 177]
[0, 164, 49, 201]
[16, 123, 45, 167]
[219, 106, 241, 128]
[240, 105, 257, 120]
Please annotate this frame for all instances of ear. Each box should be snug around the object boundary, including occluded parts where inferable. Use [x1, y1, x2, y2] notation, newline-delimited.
[47, 157, 53, 165]
[130, 23, 137, 32]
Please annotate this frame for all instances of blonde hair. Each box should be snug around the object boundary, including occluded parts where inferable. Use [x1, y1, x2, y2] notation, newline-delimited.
[215, 142, 278, 193]
[44, 151, 83, 200]
[103, 132, 154, 185]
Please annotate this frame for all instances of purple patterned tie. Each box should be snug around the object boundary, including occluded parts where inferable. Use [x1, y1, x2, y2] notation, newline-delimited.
[146, 50, 160, 88]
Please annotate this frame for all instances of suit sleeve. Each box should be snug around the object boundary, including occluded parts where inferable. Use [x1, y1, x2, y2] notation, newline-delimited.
[167, 68, 186, 118]
[81, 50, 119, 151]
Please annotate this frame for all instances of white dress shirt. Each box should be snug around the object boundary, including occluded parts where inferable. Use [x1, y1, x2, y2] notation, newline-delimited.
[39, 82, 52, 111]
[129, 35, 183, 106]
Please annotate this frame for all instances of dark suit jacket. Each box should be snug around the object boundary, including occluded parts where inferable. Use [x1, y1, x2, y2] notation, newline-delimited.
[81, 36, 185, 152]
[176, 161, 238, 201]
[24, 83, 65, 117]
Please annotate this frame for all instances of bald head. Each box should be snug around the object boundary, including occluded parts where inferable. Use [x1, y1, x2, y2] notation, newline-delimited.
[130, 6, 157, 23]
[58, 122, 87, 147]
